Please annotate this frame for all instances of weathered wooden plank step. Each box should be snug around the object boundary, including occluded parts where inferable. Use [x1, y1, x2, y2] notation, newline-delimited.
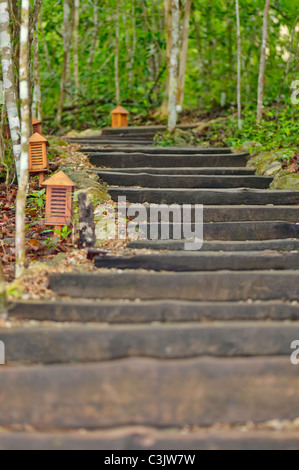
[124, 205, 299, 223]
[49, 271, 299, 301]
[127, 239, 299, 251]
[1, 322, 299, 364]
[96, 167, 256, 175]
[90, 153, 249, 168]
[84, 146, 232, 155]
[98, 172, 272, 189]
[0, 358, 298, 428]
[94, 251, 299, 271]
[1, 429, 299, 450]
[72, 140, 154, 145]
[108, 187, 299, 205]
[9, 300, 299, 323]
[131, 221, 299, 241]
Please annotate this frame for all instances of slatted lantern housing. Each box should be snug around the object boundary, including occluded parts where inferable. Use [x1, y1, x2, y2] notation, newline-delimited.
[43, 171, 76, 231]
[111, 106, 129, 128]
[29, 133, 49, 186]
[32, 118, 42, 135]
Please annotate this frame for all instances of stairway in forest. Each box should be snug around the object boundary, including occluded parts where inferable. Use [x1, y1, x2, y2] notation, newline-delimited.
[2, 132, 299, 450]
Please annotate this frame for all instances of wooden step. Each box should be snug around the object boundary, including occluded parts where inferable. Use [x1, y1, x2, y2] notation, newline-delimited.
[1, 322, 299, 364]
[108, 187, 299, 205]
[90, 152, 249, 168]
[49, 271, 299, 301]
[98, 171, 272, 189]
[96, 167, 256, 175]
[128, 221, 299, 241]
[94, 251, 299, 271]
[0, 358, 298, 428]
[9, 300, 299, 324]
[84, 146, 233, 154]
[1, 428, 299, 450]
[126, 239, 299, 251]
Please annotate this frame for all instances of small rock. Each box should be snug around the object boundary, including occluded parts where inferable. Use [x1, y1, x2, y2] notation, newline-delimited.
[264, 162, 282, 176]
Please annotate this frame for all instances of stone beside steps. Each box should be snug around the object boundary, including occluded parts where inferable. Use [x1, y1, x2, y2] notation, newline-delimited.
[2, 142, 299, 450]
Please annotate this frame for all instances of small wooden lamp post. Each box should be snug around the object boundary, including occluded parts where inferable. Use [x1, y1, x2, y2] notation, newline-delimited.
[32, 118, 42, 135]
[111, 106, 129, 128]
[29, 133, 49, 186]
[43, 171, 76, 233]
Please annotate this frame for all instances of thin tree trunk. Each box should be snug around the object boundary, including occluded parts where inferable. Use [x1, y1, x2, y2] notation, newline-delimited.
[32, 24, 42, 120]
[128, 0, 136, 86]
[0, 260, 7, 316]
[56, 0, 72, 126]
[161, 0, 172, 116]
[257, 0, 271, 121]
[0, 0, 21, 179]
[168, 0, 180, 132]
[73, 0, 80, 103]
[40, 13, 51, 69]
[236, 0, 242, 129]
[177, 0, 192, 111]
[15, 0, 30, 279]
[115, 0, 120, 105]
[88, 0, 99, 67]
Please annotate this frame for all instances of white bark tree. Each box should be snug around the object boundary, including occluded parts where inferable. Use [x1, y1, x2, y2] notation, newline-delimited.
[177, 0, 192, 111]
[236, 0, 242, 129]
[32, 24, 42, 120]
[161, 0, 172, 116]
[56, 0, 72, 126]
[257, 0, 271, 121]
[115, 0, 120, 105]
[15, 0, 30, 279]
[168, 0, 180, 132]
[73, 0, 80, 103]
[0, 0, 21, 179]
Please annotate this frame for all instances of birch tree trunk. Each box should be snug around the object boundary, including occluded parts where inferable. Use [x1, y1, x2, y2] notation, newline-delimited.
[56, 0, 72, 126]
[257, 0, 271, 121]
[73, 0, 80, 103]
[128, 1, 136, 86]
[15, 0, 30, 279]
[0, 0, 21, 179]
[161, 0, 172, 116]
[0, 260, 7, 316]
[32, 24, 42, 120]
[177, 0, 192, 111]
[88, 0, 99, 67]
[168, 0, 180, 133]
[236, 0, 242, 129]
[115, 0, 120, 105]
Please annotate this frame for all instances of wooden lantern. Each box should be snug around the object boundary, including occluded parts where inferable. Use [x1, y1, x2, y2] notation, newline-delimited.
[32, 118, 42, 135]
[43, 171, 76, 232]
[29, 133, 49, 186]
[111, 106, 129, 128]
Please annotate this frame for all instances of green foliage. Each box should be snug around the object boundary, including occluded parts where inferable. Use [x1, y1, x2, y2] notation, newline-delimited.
[39, 0, 299, 133]
[54, 225, 72, 240]
[28, 189, 46, 209]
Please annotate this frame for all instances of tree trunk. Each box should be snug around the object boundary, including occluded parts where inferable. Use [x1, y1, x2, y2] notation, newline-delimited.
[88, 0, 99, 67]
[168, 0, 180, 133]
[73, 0, 80, 103]
[236, 0, 242, 129]
[56, 0, 72, 126]
[115, 0, 120, 105]
[177, 0, 192, 111]
[161, 0, 172, 116]
[257, 0, 271, 121]
[0, 0, 21, 179]
[128, 0, 136, 86]
[0, 260, 7, 316]
[15, 0, 30, 279]
[78, 193, 96, 249]
[32, 24, 42, 120]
